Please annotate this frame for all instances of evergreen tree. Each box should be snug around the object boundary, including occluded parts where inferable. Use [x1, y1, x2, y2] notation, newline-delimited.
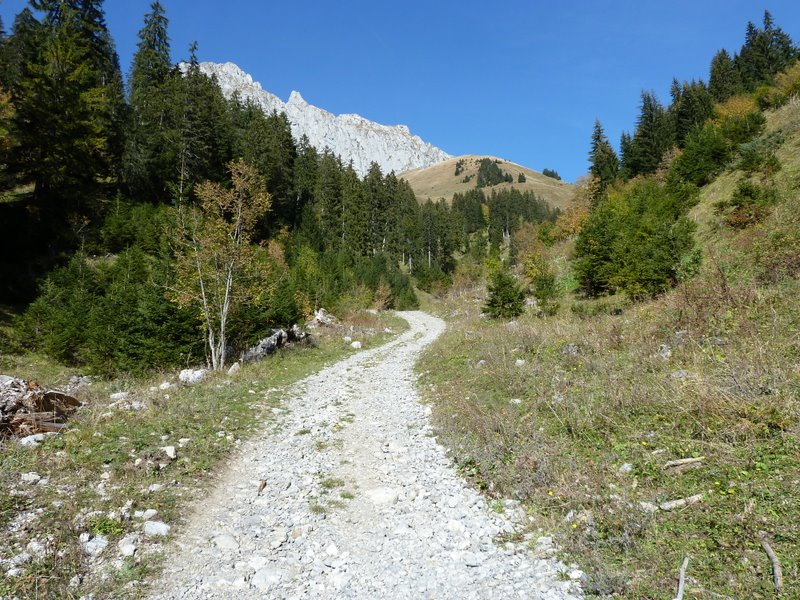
[259, 110, 296, 225]
[709, 49, 741, 102]
[293, 134, 318, 224]
[483, 267, 525, 319]
[619, 131, 633, 180]
[341, 162, 368, 255]
[314, 150, 343, 249]
[627, 91, 673, 177]
[588, 119, 619, 198]
[10, 3, 111, 202]
[363, 162, 388, 253]
[124, 1, 172, 199]
[171, 53, 233, 201]
[669, 79, 713, 147]
[736, 12, 798, 90]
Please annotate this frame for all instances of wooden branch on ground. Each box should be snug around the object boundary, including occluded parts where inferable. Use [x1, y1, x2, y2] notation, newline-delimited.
[758, 531, 783, 596]
[663, 456, 705, 470]
[673, 555, 690, 600]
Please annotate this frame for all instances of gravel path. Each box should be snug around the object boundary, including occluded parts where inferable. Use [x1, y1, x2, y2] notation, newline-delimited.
[149, 311, 582, 599]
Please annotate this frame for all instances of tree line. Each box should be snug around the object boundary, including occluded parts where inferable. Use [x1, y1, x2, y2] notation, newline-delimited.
[0, 1, 557, 372]
[577, 10, 797, 299]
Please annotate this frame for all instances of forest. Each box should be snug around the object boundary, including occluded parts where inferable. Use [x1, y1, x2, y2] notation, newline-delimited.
[0, 1, 555, 375]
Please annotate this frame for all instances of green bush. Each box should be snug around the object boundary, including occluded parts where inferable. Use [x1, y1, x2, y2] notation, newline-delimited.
[532, 268, 561, 316]
[736, 134, 783, 175]
[574, 180, 698, 298]
[714, 179, 779, 228]
[718, 110, 766, 146]
[483, 268, 525, 319]
[19, 250, 202, 375]
[669, 124, 730, 186]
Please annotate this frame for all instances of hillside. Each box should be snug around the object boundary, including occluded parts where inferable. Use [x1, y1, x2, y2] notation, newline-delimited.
[401, 155, 574, 211]
[418, 97, 800, 597]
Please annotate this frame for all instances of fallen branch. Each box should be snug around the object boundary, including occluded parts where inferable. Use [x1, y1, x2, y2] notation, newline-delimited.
[660, 493, 704, 511]
[663, 456, 705, 470]
[673, 555, 689, 600]
[758, 531, 783, 596]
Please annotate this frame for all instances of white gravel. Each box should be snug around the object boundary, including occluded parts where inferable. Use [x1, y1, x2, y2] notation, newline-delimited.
[148, 311, 582, 599]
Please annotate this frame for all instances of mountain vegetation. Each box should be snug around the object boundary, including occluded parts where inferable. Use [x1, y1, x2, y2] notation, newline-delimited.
[402, 154, 575, 211]
[1, 2, 799, 598]
[420, 9, 800, 597]
[0, 1, 557, 375]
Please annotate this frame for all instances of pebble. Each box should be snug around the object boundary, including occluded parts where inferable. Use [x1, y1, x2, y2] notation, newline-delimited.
[83, 535, 108, 557]
[143, 521, 171, 537]
[20, 472, 41, 484]
[212, 533, 239, 550]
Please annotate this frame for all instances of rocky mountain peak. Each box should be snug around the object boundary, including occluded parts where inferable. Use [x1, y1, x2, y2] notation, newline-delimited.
[197, 61, 450, 177]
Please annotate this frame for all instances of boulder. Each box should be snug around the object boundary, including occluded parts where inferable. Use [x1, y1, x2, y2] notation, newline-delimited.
[178, 368, 208, 385]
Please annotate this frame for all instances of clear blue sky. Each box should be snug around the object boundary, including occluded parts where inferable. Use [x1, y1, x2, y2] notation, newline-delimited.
[2, 1, 800, 182]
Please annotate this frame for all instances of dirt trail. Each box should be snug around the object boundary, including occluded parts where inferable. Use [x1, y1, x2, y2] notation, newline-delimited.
[149, 311, 582, 599]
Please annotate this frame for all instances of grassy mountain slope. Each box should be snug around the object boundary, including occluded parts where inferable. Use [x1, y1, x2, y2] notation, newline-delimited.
[418, 101, 800, 597]
[401, 155, 574, 210]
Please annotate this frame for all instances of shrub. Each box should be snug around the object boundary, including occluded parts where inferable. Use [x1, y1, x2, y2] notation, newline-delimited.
[755, 60, 800, 109]
[736, 133, 783, 175]
[483, 268, 525, 319]
[714, 179, 778, 228]
[19, 250, 202, 375]
[574, 180, 698, 298]
[668, 123, 729, 186]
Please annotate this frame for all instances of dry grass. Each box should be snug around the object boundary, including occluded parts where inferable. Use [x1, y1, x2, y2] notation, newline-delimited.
[418, 103, 800, 598]
[401, 155, 575, 211]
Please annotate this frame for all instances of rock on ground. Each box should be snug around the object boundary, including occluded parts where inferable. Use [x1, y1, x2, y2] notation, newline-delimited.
[147, 311, 582, 600]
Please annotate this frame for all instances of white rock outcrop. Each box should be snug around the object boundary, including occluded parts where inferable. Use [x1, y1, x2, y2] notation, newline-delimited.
[196, 62, 450, 177]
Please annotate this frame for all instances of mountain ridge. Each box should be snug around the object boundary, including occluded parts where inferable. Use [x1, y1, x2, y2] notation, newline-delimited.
[198, 61, 450, 177]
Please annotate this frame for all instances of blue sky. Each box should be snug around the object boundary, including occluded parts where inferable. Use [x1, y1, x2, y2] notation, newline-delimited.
[2, 1, 799, 182]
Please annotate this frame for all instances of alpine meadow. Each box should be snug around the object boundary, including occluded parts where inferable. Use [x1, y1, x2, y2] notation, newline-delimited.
[0, 2, 799, 599]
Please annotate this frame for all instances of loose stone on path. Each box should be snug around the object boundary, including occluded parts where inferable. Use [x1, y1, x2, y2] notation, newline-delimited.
[147, 311, 582, 600]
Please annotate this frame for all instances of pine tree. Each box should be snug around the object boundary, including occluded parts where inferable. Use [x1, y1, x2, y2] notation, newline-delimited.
[627, 91, 673, 177]
[314, 150, 343, 250]
[293, 134, 318, 224]
[709, 49, 741, 102]
[483, 267, 525, 319]
[10, 3, 111, 202]
[588, 119, 619, 198]
[341, 162, 369, 255]
[619, 131, 633, 180]
[124, 1, 172, 199]
[669, 79, 713, 147]
[736, 12, 798, 90]
[258, 110, 296, 224]
[363, 162, 387, 254]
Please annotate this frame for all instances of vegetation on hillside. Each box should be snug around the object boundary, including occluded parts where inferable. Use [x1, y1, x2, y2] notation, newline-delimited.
[421, 11, 800, 598]
[0, 1, 557, 375]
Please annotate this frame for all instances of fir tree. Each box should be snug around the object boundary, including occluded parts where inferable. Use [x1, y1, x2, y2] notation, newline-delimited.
[483, 267, 525, 319]
[627, 91, 673, 177]
[10, 3, 111, 202]
[669, 79, 713, 147]
[709, 49, 741, 102]
[588, 119, 619, 198]
[124, 1, 172, 199]
[619, 131, 633, 180]
[314, 150, 343, 250]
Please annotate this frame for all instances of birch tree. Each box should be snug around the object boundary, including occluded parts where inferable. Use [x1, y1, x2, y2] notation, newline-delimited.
[171, 160, 271, 370]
